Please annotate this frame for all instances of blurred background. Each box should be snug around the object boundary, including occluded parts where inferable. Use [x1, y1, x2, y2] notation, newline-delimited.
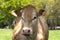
[0, 0, 60, 30]
[0, 0, 60, 40]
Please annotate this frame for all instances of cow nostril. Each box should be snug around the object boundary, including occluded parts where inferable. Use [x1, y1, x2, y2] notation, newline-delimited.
[23, 30, 24, 32]
[22, 29, 30, 33]
[28, 30, 30, 32]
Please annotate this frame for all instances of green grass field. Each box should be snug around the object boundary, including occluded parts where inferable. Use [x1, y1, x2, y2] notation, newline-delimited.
[0, 29, 60, 40]
[0, 29, 12, 40]
[49, 30, 60, 40]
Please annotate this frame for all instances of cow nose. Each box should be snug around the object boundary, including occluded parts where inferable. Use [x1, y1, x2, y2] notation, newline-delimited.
[22, 27, 32, 36]
[22, 27, 31, 33]
[23, 29, 30, 33]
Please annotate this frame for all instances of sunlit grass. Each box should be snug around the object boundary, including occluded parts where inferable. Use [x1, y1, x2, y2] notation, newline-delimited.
[0, 29, 12, 40]
[49, 30, 60, 40]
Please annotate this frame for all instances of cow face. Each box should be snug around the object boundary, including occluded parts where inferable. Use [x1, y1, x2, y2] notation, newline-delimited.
[11, 5, 45, 36]
[21, 5, 38, 36]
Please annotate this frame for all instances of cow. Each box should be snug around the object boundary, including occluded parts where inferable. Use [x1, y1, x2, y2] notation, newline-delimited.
[11, 5, 49, 40]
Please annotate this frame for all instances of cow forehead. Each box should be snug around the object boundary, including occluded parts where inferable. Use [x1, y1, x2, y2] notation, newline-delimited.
[22, 11, 37, 21]
[22, 7, 37, 20]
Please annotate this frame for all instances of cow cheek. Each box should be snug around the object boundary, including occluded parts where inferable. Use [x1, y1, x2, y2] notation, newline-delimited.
[13, 19, 22, 37]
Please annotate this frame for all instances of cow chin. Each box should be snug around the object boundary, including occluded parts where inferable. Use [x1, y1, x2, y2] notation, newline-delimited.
[22, 33, 31, 36]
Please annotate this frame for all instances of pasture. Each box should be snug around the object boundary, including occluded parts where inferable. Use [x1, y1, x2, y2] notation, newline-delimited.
[0, 29, 60, 40]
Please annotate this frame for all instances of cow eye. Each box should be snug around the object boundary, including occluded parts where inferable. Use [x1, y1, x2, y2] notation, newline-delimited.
[32, 17, 36, 20]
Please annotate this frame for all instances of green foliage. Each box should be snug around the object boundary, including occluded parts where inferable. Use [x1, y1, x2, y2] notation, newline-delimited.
[0, 0, 46, 28]
[46, 0, 60, 25]
[21, 0, 31, 6]
[0, 0, 60, 28]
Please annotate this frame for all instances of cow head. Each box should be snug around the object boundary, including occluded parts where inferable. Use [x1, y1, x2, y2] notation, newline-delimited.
[11, 5, 45, 36]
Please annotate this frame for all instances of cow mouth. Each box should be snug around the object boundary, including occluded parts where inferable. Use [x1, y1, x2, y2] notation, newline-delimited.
[22, 33, 30, 36]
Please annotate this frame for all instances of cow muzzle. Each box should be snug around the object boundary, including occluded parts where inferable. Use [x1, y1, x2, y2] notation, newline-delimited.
[22, 27, 32, 36]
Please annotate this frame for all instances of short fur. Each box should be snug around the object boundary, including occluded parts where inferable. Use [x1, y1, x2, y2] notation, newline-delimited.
[11, 5, 49, 40]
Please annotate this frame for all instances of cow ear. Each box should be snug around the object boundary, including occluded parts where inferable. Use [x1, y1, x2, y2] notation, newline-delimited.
[38, 9, 45, 16]
[11, 9, 22, 17]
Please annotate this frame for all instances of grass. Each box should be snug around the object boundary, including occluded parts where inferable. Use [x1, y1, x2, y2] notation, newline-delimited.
[49, 30, 60, 40]
[0, 29, 60, 40]
[0, 29, 12, 40]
